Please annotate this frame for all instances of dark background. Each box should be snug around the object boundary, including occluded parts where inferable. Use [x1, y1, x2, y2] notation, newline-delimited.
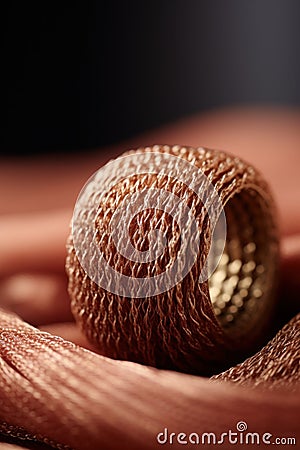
[2, 0, 300, 156]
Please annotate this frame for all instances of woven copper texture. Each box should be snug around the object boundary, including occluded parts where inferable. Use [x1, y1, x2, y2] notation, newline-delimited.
[212, 313, 300, 390]
[66, 145, 279, 375]
[0, 308, 299, 450]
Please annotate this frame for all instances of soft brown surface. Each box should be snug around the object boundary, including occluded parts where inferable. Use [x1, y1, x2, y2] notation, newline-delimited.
[0, 308, 299, 450]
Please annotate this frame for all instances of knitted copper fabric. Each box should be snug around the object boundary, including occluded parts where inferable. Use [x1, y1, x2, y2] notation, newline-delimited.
[0, 308, 299, 450]
[212, 313, 300, 390]
[66, 145, 279, 375]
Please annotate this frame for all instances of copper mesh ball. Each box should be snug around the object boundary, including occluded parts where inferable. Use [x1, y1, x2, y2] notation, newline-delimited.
[66, 145, 279, 375]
